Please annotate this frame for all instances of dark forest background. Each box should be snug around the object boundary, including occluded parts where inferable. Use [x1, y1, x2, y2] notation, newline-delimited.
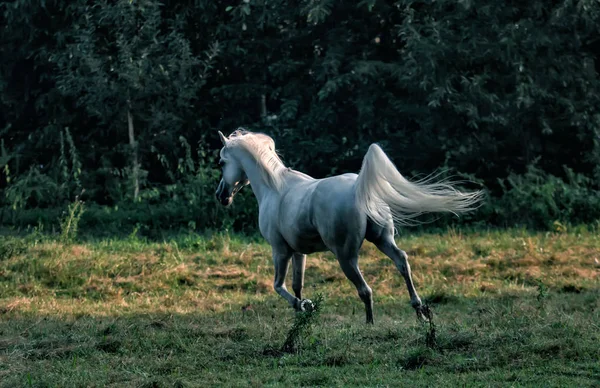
[1, 0, 599, 236]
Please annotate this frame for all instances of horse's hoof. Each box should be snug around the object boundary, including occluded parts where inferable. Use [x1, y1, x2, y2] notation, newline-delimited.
[299, 299, 315, 312]
[415, 305, 432, 323]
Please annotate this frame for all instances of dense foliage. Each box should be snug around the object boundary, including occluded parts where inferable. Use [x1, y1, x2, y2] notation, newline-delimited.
[1, 0, 599, 234]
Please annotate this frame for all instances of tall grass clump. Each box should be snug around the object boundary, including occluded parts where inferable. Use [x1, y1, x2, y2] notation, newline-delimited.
[59, 192, 85, 243]
[281, 294, 324, 354]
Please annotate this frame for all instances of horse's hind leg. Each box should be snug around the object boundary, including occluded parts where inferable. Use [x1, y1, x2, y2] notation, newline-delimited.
[291, 253, 306, 299]
[373, 232, 424, 313]
[336, 255, 374, 324]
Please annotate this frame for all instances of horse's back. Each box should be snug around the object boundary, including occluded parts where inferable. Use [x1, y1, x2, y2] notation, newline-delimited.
[311, 173, 360, 219]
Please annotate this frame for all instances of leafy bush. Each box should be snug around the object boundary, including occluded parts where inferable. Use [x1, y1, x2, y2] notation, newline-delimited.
[491, 165, 600, 229]
[5, 167, 60, 210]
[0, 170, 260, 238]
[3, 162, 599, 235]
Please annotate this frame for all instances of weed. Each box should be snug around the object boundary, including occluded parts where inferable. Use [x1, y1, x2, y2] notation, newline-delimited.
[419, 305, 438, 350]
[537, 279, 548, 309]
[560, 284, 584, 294]
[0, 236, 27, 261]
[282, 294, 324, 353]
[401, 347, 436, 370]
[471, 241, 492, 257]
[59, 192, 85, 243]
[95, 337, 121, 353]
[424, 291, 458, 306]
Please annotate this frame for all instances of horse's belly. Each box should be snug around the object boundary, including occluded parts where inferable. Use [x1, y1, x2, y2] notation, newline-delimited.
[286, 234, 328, 255]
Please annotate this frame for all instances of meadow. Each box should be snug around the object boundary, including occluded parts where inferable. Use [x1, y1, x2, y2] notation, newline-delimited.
[0, 228, 599, 387]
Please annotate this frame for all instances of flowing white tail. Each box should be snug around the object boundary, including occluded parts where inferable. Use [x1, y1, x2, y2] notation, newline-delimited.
[355, 144, 484, 226]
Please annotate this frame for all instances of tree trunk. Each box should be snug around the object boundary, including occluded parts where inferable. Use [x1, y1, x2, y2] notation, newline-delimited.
[260, 93, 267, 119]
[127, 105, 139, 201]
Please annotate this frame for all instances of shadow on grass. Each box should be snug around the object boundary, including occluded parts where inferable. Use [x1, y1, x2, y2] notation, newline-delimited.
[1, 290, 599, 387]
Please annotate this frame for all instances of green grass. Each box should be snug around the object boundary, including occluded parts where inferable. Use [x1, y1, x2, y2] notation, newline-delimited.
[1, 229, 599, 387]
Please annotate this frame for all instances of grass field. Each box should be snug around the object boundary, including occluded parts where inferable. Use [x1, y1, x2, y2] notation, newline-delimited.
[1, 228, 599, 387]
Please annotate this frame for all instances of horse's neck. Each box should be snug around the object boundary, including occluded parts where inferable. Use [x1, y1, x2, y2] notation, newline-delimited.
[238, 151, 283, 205]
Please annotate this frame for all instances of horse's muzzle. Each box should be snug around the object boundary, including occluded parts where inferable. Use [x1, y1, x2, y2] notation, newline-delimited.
[215, 180, 233, 206]
[219, 196, 233, 206]
[216, 179, 248, 206]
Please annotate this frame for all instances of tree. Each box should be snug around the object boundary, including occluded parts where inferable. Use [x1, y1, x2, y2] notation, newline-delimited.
[51, 0, 218, 201]
[1, 0, 599, 230]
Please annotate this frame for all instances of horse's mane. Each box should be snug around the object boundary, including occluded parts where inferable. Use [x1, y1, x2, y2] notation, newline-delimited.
[224, 129, 287, 191]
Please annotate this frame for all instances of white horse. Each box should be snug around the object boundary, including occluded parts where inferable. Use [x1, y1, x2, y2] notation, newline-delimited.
[215, 129, 483, 323]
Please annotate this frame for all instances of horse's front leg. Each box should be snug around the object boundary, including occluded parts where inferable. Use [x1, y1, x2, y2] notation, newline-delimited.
[272, 248, 302, 310]
[291, 252, 306, 300]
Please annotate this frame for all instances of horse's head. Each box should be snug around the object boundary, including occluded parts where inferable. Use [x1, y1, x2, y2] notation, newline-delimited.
[215, 131, 250, 206]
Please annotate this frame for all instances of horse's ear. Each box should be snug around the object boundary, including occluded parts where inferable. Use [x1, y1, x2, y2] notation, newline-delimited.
[218, 131, 228, 146]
